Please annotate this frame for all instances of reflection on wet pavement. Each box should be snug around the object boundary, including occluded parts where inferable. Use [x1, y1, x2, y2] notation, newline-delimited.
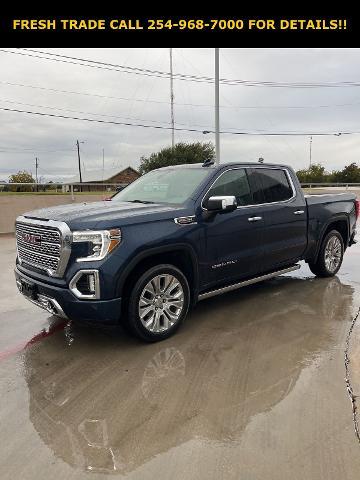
[19, 277, 360, 477]
[1, 236, 360, 479]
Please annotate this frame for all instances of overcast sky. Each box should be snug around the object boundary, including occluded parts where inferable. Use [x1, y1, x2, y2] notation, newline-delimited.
[1, 48, 360, 182]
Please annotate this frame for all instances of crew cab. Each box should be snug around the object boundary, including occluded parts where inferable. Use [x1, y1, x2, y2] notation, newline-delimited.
[14, 161, 359, 341]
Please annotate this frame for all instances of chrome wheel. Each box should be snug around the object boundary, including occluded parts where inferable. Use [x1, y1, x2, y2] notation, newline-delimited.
[324, 235, 342, 273]
[138, 274, 185, 333]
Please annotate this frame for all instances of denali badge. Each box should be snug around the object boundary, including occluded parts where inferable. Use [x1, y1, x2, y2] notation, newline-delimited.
[21, 233, 42, 245]
[212, 260, 237, 269]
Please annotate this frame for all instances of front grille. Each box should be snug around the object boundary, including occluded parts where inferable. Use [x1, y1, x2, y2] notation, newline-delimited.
[16, 237, 60, 257]
[16, 221, 66, 276]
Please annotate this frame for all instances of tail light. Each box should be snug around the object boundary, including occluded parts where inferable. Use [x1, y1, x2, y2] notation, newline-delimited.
[356, 200, 360, 221]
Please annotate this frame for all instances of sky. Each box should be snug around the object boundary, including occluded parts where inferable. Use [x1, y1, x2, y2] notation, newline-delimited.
[1, 48, 360, 182]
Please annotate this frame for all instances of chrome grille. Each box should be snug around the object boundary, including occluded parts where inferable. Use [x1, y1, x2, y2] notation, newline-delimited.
[15, 219, 70, 277]
[16, 222, 60, 243]
[16, 237, 60, 257]
[17, 245, 59, 272]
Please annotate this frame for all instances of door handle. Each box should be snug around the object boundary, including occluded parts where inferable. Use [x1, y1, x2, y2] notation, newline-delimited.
[248, 216, 262, 222]
[294, 210, 305, 215]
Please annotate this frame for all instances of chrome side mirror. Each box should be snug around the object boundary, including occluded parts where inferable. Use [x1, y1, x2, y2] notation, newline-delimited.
[205, 195, 237, 213]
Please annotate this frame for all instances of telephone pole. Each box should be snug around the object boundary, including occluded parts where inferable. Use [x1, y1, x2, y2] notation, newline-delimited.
[170, 48, 175, 148]
[35, 157, 39, 192]
[309, 136, 313, 169]
[215, 48, 220, 165]
[102, 148, 105, 195]
[76, 140, 83, 192]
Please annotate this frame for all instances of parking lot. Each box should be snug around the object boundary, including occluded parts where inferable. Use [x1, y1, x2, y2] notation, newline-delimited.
[1, 233, 360, 479]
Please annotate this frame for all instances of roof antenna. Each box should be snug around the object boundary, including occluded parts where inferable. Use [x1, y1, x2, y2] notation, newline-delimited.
[202, 158, 215, 167]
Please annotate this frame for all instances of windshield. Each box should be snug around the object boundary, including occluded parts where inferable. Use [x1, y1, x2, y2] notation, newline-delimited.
[112, 168, 211, 205]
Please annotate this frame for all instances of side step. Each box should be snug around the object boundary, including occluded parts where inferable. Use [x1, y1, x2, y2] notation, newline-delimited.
[198, 264, 301, 301]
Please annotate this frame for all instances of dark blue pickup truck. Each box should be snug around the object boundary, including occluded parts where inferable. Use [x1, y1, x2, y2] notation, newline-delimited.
[15, 161, 359, 341]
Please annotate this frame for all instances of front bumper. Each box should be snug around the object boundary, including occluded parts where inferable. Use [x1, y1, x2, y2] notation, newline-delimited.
[14, 266, 122, 324]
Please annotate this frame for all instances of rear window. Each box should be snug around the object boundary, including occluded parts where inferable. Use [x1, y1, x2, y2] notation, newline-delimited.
[256, 169, 293, 203]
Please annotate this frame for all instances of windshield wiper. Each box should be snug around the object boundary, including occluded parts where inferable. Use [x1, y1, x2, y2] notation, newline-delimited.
[127, 199, 156, 204]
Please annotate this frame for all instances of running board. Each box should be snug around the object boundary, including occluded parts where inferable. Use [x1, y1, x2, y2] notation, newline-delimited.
[198, 264, 301, 301]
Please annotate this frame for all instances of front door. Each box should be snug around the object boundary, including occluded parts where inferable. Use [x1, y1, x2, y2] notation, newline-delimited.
[200, 168, 265, 288]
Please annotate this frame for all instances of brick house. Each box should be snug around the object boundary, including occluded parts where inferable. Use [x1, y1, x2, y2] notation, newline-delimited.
[67, 166, 140, 192]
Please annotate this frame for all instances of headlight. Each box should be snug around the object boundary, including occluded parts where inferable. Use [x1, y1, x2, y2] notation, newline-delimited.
[73, 229, 121, 262]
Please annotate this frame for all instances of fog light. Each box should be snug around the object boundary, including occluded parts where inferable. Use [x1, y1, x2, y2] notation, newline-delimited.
[88, 273, 96, 293]
[69, 270, 100, 300]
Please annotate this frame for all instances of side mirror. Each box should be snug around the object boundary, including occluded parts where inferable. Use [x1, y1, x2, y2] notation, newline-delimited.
[205, 195, 237, 213]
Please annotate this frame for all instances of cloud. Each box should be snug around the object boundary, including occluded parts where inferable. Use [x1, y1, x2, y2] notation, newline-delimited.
[1, 47, 360, 181]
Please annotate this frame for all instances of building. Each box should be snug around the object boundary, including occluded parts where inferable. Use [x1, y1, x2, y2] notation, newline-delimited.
[67, 166, 140, 192]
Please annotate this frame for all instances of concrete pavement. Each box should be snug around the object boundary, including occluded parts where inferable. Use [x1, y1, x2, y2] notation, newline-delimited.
[0, 235, 360, 479]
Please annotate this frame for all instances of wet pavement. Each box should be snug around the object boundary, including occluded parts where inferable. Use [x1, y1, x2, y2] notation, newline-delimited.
[0, 234, 360, 479]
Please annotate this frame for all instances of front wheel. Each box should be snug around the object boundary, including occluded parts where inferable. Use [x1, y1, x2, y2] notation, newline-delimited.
[126, 264, 190, 342]
[308, 230, 344, 278]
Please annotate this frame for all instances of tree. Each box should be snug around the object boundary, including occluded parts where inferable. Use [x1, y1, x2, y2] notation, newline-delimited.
[139, 142, 215, 174]
[329, 162, 360, 183]
[296, 163, 329, 183]
[8, 170, 35, 192]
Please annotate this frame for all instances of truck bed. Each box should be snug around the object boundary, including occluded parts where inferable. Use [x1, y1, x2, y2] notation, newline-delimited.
[305, 192, 356, 221]
[305, 192, 356, 206]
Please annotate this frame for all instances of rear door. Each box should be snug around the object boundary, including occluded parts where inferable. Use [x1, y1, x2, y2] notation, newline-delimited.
[248, 167, 308, 272]
[201, 168, 265, 286]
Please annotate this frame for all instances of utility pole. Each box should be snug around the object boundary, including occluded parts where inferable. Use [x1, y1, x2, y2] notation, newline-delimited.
[309, 135, 313, 169]
[35, 157, 39, 192]
[170, 48, 175, 148]
[215, 48, 220, 165]
[102, 148, 105, 195]
[76, 140, 82, 192]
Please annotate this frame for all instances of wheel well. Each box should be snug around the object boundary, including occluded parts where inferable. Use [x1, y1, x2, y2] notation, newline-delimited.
[323, 219, 349, 249]
[120, 250, 196, 308]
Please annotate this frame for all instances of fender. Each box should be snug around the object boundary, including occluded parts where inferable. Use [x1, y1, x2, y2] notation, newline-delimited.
[312, 213, 350, 262]
[115, 242, 199, 299]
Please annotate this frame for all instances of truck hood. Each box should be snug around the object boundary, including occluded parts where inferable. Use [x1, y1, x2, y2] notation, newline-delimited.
[22, 201, 186, 229]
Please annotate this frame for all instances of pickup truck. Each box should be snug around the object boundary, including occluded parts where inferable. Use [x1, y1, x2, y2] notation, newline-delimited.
[14, 161, 359, 341]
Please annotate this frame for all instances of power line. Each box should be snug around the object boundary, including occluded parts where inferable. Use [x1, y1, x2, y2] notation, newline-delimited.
[1, 97, 248, 131]
[6, 90, 354, 136]
[0, 106, 356, 136]
[3, 49, 360, 88]
[0, 49, 212, 84]
[0, 97, 198, 127]
[0, 79, 175, 105]
[20, 49, 360, 88]
[2, 79, 360, 110]
[0, 146, 74, 152]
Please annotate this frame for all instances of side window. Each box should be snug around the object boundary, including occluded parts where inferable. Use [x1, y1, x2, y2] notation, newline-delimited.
[256, 169, 293, 203]
[206, 169, 252, 206]
[247, 169, 264, 204]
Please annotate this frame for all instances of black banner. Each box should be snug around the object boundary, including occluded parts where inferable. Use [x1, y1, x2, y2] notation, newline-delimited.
[0, 8, 358, 47]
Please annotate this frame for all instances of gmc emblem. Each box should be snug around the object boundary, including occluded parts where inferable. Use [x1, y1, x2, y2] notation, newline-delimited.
[21, 233, 42, 245]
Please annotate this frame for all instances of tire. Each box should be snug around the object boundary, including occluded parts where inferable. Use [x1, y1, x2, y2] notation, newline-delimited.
[308, 230, 344, 278]
[126, 264, 190, 342]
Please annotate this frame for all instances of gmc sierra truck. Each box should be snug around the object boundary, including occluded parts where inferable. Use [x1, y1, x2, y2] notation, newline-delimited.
[14, 161, 359, 341]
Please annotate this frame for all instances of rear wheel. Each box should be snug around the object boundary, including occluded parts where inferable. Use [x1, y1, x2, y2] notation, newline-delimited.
[126, 264, 190, 342]
[308, 230, 344, 278]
